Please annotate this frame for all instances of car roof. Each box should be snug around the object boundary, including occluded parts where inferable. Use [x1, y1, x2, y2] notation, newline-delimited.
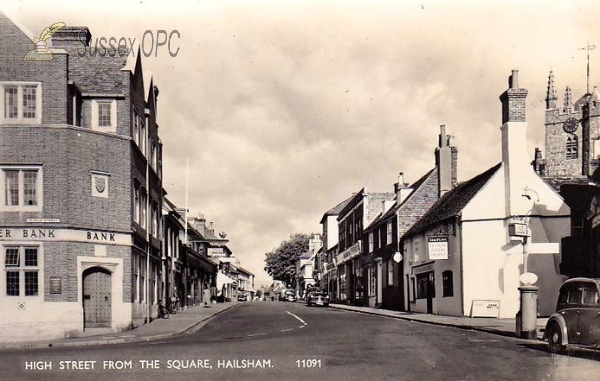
[562, 277, 600, 286]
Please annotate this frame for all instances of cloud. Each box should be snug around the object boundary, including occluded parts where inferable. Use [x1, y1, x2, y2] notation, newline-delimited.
[6, 0, 600, 285]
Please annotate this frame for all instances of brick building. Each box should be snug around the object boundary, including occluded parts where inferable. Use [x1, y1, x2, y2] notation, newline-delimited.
[0, 12, 164, 341]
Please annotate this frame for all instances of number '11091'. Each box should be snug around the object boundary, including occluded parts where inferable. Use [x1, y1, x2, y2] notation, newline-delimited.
[296, 359, 322, 368]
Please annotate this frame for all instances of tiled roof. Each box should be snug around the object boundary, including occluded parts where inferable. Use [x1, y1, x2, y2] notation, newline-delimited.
[404, 163, 501, 237]
[542, 176, 589, 193]
[320, 195, 354, 223]
[64, 46, 129, 94]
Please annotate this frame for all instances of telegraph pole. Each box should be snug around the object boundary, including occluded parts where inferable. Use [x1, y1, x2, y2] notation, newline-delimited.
[580, 43, 596, 94]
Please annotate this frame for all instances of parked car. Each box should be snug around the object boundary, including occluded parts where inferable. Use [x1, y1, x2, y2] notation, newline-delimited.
[306, 289, 329, 307]
[545, 277, 600, 354]
[282, 290, 297, 302]
[237, 293, 248, 302]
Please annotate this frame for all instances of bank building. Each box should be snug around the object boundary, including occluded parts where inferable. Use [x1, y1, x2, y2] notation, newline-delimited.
[0, 12, 165, 340]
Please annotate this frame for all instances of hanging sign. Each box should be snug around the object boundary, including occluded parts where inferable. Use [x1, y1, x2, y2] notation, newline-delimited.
[428, 237, 448, 260]
[508, 223, 528, 237]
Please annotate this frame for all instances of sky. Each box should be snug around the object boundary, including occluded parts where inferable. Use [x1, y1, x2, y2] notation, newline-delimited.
[3, 0, 600, 287]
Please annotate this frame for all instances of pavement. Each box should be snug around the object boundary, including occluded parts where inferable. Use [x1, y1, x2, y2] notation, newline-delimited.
[329, 303, 548, 341]
[0, 300, 547, 351]
[0, 301, 239, 351]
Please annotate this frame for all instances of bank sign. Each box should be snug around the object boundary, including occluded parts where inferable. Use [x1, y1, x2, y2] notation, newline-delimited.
[0, 228, 131, 246]
[427, 237, 448, 260]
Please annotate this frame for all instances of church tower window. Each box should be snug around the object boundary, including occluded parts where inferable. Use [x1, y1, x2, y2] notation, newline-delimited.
[566, 135, 578, 160]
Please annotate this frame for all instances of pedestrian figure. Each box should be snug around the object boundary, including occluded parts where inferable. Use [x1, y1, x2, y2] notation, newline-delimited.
[203, 286, 211, 308]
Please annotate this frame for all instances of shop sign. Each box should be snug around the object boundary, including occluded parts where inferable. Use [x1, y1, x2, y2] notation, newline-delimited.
[208, 247, 226, 257]
[412, 262, 434, 275]
[508, 223, 528, 237]
[428, 237, 448, 260]
[0, 228, 131, 246]
[336, 241, 361, 263]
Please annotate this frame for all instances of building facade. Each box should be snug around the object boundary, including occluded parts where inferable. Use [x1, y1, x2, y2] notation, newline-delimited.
[0, 13, 165, 341]
[318, 196, 352, 302]
[403, 71, 570, 318]
[362, 125, 456, 310]
[336, 189, 394, 305]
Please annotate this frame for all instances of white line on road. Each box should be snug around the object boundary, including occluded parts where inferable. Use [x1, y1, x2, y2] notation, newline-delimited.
[280, 328, 293, 332]
[286, 311, 307, 326]
[246, 333, 266, 337]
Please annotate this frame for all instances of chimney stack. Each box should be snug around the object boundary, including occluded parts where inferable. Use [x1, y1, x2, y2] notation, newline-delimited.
[394, 172, 413, 203]
[435, 125, 457, 197]
[51, 26, 91, 47]
[500, 70, 528, 124]
[500, 70, 531, 216]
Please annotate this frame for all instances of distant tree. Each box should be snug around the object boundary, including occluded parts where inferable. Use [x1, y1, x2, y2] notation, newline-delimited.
[264, 233, 311, 287]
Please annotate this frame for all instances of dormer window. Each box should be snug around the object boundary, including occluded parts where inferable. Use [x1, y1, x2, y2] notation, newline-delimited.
[91, 99, 116, 132]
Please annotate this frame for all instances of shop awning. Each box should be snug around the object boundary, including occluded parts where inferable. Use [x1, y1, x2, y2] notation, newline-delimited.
[186, 251, 218, 273]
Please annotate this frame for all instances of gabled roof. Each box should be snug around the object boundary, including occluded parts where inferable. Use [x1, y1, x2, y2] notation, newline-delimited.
[364, 168, 435, 232]
[404, 163, 501, 237]
[386, 169, 435, 219]
[320, 194, 354, 223]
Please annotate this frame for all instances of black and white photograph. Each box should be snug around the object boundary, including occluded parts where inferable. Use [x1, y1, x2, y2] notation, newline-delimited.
[1, 0, 600, 380]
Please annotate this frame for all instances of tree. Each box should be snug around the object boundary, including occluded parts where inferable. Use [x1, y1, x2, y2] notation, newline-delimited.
[264, 233, 311, 287]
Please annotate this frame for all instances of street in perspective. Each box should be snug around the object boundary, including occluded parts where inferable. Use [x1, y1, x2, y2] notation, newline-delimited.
[3, 1, 600, 380]
[2, 301, 600, 381]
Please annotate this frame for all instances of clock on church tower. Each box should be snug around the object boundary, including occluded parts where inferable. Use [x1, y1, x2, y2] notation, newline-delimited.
[562, 117, 579, 133]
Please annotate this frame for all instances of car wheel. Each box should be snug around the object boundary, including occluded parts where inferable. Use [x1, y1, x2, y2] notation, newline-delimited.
[547, 322, 566, 354]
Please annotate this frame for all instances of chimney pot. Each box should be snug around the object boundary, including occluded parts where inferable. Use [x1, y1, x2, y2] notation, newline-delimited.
[510, 70, 519, 89]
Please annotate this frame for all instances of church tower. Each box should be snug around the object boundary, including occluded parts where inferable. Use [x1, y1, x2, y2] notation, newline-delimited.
[539, 71, 600, 179]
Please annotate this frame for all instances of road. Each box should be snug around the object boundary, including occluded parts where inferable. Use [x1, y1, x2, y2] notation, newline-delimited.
[2, 301, 600, 381]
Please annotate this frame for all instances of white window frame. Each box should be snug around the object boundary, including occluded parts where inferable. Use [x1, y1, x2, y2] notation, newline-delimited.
[387, 221, 392, 245]
[0, 82, 42, 124]
[133, 184, 140, 223]
[387, 260, 394, 286]
[151, 202, 158, 237]
[139, 118, 147, 156]
[0, 166, 43, 211]
[368, 232, 374, 253]
[151, 142, 157, 170]
[133, 108, 140, 145]
[140, 189, 147, 229]
[3, 245, 42, 297]
[91, 99, 117, 132]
